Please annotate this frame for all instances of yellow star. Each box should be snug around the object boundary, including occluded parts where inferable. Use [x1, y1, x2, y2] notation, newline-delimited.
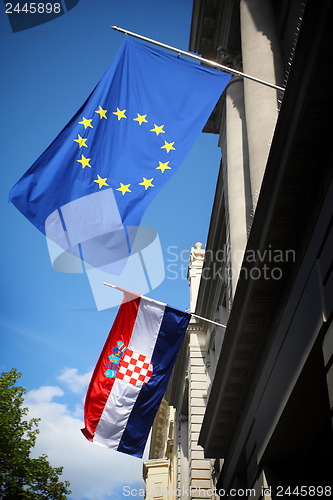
[133, 113, 148, 125]
[116, 182, 131, 195]
[161, 140, 175, 153]
[74, 134, 88, 148]
[78, 117, 93, 129]
[156, 161, 171, 173]
[150, 124, 165, 136]
[77, 154, 91, 169]
[113, 108, 127, 121]
[95, 106, 107, 119]
[94, 175, 109, 189]
[139, 177, 154, 190]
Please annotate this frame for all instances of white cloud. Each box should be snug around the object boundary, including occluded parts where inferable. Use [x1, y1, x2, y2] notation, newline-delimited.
[57, 367, 93, 394]
[26, 385, 64, 403]
[24, 376, 145, 500]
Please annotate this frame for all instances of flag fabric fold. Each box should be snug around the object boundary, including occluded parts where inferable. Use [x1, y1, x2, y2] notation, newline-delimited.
[81, 291, 191, 457]
[9, 37, 231, 269]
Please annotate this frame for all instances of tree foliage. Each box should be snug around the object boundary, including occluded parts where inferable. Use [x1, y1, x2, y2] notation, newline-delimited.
[0, 369, 71, 499]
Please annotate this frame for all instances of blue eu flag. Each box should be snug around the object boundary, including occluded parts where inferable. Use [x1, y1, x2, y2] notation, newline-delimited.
[9, 38, 231, 269]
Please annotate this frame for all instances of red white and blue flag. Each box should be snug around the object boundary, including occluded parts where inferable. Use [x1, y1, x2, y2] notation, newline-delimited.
[81, 290, 190, 457]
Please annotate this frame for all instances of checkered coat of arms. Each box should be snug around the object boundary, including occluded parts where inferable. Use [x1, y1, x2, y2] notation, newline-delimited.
[104, 340, 153, 387]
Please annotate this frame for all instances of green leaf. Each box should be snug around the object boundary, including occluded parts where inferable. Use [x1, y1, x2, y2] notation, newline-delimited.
[0, 369, 71, 499]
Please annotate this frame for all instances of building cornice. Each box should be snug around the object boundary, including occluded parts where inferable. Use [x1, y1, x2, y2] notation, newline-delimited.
[142, 459, 169, 480]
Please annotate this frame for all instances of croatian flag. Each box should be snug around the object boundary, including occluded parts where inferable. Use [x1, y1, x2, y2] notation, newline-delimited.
[82, 290, 190, 457]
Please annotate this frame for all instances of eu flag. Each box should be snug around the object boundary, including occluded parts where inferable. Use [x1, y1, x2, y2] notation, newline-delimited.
[9, 38, 231, 269]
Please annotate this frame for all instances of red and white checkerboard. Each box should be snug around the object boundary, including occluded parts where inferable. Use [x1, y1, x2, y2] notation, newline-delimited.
[116, 348, 153, 387]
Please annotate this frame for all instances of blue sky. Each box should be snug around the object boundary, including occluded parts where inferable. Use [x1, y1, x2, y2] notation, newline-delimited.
[0, 1, 222, 498]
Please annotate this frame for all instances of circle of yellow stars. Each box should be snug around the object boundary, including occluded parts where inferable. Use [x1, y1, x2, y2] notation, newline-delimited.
[74, 106, 175, 195]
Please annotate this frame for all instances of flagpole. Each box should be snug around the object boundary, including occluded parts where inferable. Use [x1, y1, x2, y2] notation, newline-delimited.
[188, 313, 227, 329]
[102, 282, 227, 329]
[111, 26, 285, 93]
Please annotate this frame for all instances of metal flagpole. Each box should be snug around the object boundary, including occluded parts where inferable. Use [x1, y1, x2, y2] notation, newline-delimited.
[102, 282, 227, 329]
[188, 312, 227, 329]
[111, 26, 285, 93]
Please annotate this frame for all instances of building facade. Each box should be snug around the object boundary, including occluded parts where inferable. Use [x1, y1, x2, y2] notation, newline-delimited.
[144, 0, 333, 498]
